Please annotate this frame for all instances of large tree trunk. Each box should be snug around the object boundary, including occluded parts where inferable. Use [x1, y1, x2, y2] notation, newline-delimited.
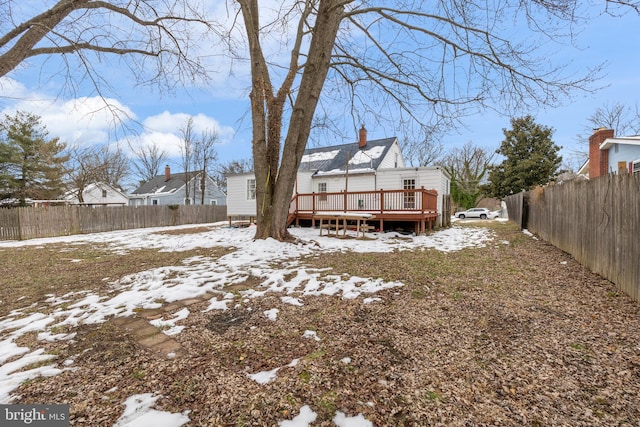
[241, 0, 345, 241]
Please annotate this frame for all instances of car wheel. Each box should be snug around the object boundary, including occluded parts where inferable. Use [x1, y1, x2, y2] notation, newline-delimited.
[480, 214, 487, 219]
[458, 214, 465, 219]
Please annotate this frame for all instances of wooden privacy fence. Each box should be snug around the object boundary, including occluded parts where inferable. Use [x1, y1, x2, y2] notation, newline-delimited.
[0, 205, 227, 241]
[504, 191, 527, 228]
[505, 174, 640, 302]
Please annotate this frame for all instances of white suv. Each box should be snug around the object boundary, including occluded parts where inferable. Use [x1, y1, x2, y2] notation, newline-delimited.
[455, 208, 496, 220]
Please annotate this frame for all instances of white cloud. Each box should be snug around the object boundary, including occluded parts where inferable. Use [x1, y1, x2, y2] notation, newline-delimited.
[1, 87, 136, 147]
[0, 77, 28, 101]
[142, 111, 235, 143]
[120, 111, 237, 160]
[1, 81, 236, 162]
[123, 131, 183, 158]
[143, 111, 231, 135]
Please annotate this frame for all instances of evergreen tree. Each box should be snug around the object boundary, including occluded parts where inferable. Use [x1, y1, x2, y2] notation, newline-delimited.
[0, 111, 68, 205]
[484, 116, 562, 198]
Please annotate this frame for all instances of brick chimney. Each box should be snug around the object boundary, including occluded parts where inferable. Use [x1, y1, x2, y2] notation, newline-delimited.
[165, 165, 171, 182]
[588, 128, 614, 179]
[358, 125, 367, 149]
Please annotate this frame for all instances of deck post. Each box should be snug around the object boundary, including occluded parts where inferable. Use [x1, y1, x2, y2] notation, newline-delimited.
[343, 190, 347, 212]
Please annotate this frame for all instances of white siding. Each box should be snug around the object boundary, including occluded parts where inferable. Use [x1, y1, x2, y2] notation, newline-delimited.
[312, 173, 376, 193]
[378, 140, 405, 169]
[346, 174, 377, 192]
[376, 167, 450, 226]
[70, 183, 129, 205]
[226, 174, 258, 216]
[295, 171, 315, 193]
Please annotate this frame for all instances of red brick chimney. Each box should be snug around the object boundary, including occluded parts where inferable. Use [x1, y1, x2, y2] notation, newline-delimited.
[588, 128, 614, 179]
[165, 165, 171, 182]
[358, 125, 367, 149]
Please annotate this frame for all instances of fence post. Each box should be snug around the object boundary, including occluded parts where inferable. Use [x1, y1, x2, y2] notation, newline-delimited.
[17, 207, 23, 241]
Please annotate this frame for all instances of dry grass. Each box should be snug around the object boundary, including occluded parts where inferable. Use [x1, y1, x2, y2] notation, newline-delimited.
[0, 243, 230, 317]
[4, 222, 640, 426]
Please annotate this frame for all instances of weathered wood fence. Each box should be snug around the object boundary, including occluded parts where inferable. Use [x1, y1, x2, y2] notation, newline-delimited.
[0, 205, 227, 241]
[505, 174, 640, 302]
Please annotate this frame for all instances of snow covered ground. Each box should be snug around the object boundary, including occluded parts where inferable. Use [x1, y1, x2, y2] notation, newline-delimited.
[0, 223, 500, 426]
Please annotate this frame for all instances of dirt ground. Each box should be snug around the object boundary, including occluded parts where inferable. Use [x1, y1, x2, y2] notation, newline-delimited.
[4, 222, 640, 426]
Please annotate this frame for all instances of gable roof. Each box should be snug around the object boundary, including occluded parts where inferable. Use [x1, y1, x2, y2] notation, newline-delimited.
[299, 137, 398, 175]
[132, 170, 202, 195]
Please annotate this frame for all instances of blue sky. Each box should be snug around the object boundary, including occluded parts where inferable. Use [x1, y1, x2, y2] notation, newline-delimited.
[1, 3, 638, 179]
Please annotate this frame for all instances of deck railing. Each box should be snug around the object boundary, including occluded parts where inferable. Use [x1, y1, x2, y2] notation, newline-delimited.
[289, 188, 438, 215]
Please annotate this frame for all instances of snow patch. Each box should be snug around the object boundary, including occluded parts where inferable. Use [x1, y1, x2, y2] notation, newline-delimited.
[264, 308, 280, 321]
[333, 411, 374, 427]
[113, 393, 190, 427]
[302, 330, 321, 341]
[278, 405, 317, 427]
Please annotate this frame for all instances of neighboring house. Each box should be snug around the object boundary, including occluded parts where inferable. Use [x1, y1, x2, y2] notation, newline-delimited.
[63, 182, 129, 206]
[129, 166, 227, 206]
[227, 128, 451, 231]
[578, 128, 640, 178]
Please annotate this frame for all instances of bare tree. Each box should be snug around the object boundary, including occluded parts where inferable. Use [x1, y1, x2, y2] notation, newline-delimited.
[66, 145, 100, 203]
[66, 144, 129, 201]
[0, 1, 210, 94]
[401, 127, 445, 167]
[132, 143, 168, 184]
[223, 1, 638, 241]
[585, 102, 640, 136]
[443, 142, 494, 210]
[193, 129, 219, 205]
[93, 145, 129, 188]
[179, 118, 195, 204]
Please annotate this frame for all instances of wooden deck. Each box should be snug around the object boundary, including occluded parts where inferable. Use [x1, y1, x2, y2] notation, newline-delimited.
[288, 188, 438, 234]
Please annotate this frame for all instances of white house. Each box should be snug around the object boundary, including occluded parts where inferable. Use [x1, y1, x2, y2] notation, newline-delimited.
[579, 128, 640, 178]
[129, 166, 226, 206]
[63, 182, 129, 206]
[227, 129, 451, 230]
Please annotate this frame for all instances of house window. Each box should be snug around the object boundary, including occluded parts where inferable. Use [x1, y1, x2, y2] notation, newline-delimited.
[247, 179, 256, 200]
[403, 178, 416, 209]
[318, 182, 327, 201]
[184, 198, 191, 205]
[210, 200, 217, 206]
[101, 189, 107, 198]
[152, 199, 159, 205]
